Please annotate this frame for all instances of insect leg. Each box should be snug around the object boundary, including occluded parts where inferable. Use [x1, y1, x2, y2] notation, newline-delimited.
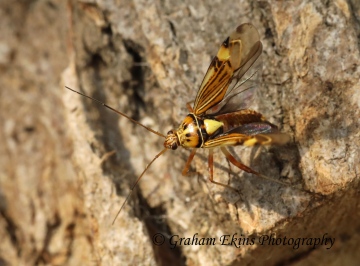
[182, 149, 197, 176]
[208, 148, 239, 192]
[220, 147, 260, 175]
[220, 147, 289, 186]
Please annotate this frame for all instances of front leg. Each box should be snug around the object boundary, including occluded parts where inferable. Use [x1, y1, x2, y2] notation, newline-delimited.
[182, 148, 197, 176]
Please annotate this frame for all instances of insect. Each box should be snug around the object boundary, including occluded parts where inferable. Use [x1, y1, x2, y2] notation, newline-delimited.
[65, 23, 290, 224]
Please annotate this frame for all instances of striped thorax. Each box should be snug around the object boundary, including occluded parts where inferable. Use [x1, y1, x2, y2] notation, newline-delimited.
[164, 114, 224, 150]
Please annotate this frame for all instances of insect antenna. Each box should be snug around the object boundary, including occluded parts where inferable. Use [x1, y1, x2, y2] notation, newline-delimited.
[112, 147, 168, 224]
[65, 86, 169, 223]
[65, 86, 166, 138]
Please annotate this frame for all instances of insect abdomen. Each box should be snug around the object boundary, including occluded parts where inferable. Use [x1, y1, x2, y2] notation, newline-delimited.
[214, 110, 268, 133]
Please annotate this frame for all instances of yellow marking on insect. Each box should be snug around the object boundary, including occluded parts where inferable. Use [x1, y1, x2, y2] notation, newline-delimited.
[243, 138, 258, 146]
[217, 43, 231, 60]
[244, 135, 274, 146]
[204, 119, 224, 135]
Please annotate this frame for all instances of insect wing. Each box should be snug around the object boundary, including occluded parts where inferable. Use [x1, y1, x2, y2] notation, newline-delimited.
[192, 23, 262, 115]
[207, 48, 262, 115]
[203, 130, 290, 149]
[203, 133, 253, 148]
[226, 122, 277, 135]
[225, 122, 290, 146]
[191, 44, 233, 115]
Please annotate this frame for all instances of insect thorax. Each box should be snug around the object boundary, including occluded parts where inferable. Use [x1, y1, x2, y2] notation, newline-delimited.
[165, 114, 224, 149]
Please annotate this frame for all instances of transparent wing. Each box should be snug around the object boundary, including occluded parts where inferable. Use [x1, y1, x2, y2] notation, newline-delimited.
[205, 52, 262, 115]
[226, 122, 278, 135]
[192, 23, 262, 116]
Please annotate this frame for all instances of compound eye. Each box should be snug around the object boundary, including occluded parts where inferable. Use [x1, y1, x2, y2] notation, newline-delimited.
[171, 143, 178, 150]
[167, 130, 174, 135]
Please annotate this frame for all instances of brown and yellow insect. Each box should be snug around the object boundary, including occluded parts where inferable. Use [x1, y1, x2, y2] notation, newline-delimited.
[66, 23, 290, 224]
